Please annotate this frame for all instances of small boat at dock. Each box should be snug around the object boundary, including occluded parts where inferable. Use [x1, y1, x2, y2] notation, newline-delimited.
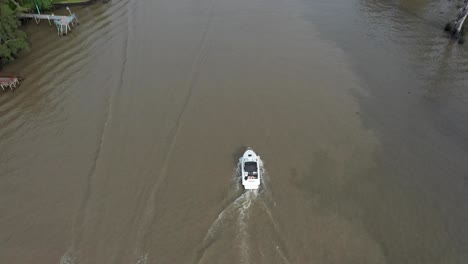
[0, 76, 21, 91]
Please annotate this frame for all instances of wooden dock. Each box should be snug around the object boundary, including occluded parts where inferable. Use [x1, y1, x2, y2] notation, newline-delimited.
[18, 7, 78, 36]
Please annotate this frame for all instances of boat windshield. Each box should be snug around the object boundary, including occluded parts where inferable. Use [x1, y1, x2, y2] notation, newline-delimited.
[244, 162, 258, 173]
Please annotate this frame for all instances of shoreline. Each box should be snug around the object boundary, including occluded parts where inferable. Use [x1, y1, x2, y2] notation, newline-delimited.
[53, 0, 96, 7]
[1, 0, 106, 71]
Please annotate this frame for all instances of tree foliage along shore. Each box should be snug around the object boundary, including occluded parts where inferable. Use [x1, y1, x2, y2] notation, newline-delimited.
[0, 0, 28, 66]
[1, 0, 57, 67]
[21, 0, 56, 10]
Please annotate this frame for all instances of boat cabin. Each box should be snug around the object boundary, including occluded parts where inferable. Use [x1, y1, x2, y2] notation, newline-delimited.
[244, 161, 258, 179]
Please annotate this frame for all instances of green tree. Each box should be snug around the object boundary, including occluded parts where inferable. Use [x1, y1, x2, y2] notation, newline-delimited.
[21, 0, 55, 10]
[0, 0, 29, 66]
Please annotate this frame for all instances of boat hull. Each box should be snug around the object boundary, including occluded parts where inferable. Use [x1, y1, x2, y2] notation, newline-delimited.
[239, 149, 261, 190]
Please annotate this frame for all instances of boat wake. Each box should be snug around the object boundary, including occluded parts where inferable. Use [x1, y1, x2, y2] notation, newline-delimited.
[195, 158, 289, 264]
[134, 253, 148, 264]
[59, 249, 77, 264]
[196, 189, 258, 264]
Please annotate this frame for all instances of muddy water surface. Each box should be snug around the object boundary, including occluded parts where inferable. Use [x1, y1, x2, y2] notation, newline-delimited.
[0, 0, 467, 263]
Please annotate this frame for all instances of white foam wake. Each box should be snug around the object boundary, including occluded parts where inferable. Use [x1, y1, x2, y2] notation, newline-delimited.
[196, 158, 266, 264]
[237, 190, 256, 264]
[135, 253, 148, 264]
[59, 249, 77, 264]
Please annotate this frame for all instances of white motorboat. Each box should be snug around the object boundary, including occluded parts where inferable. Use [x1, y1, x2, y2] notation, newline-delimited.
[239, 148, 261, 190]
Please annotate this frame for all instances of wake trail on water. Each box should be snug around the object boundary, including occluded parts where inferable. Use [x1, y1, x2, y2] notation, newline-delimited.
[196, 189, 258, 264]
[60, 1, 137, 263]
[195, 158, 290, 264]
[132, 2, 216, 261]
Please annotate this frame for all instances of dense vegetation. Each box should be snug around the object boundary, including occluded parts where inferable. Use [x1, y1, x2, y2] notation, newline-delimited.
[0, 0, 57, 66]
[0, 1, 28, 66]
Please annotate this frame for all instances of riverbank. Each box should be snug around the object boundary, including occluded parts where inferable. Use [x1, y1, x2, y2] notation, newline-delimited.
[54, 0, 94, 7]
[0, 0, 101, 68]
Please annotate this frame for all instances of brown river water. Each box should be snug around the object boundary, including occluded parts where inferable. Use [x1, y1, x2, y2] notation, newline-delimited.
[0, 0, 467, 263]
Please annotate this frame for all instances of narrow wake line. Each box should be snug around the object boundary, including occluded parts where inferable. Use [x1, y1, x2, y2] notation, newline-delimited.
[61, 1, 133, 262]
[238, 191, 255, 264]
[133, 0, 217, 254]
[259, 201, 291, 264]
